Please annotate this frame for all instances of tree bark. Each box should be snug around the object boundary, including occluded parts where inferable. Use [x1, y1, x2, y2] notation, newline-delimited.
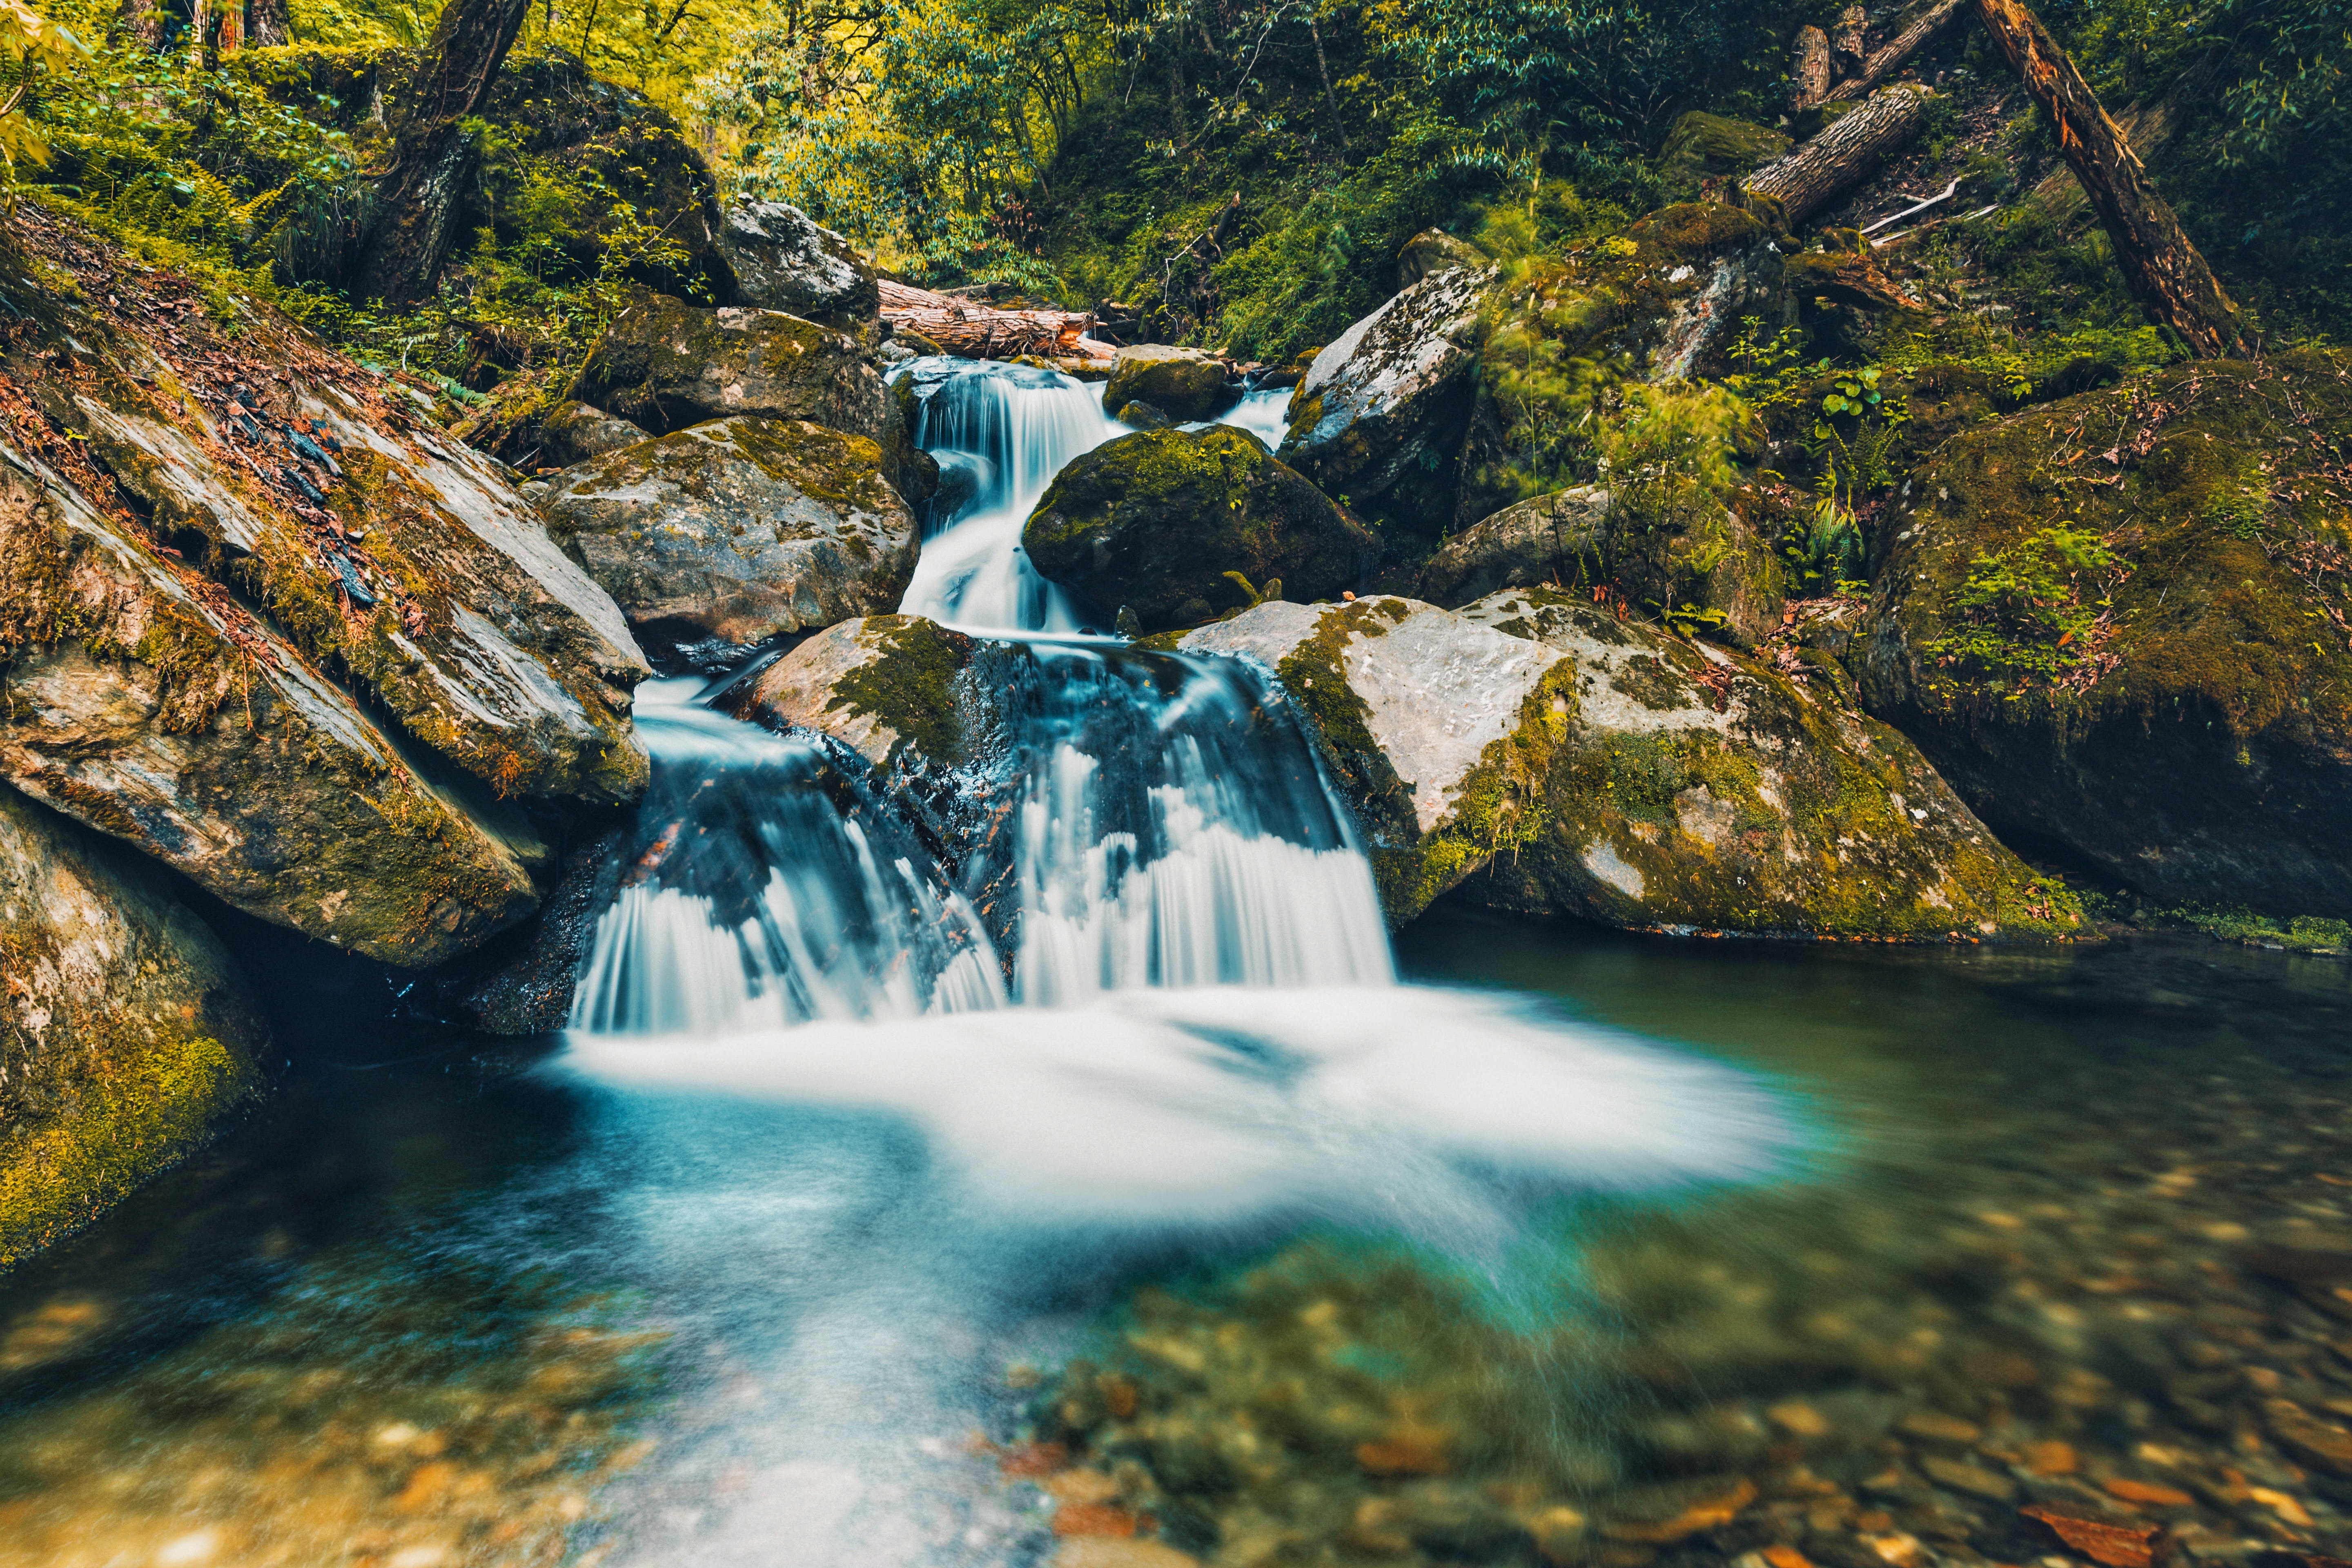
[1965, 0, 2248, 357]
[113, 0, 170, 49]
[1745, 83, 1935, 227]
[1792, 26, 1833, 110]
[247, 0, 290, 45]
[878, 280, 1100, 359]
[1824, 0, 1966, 102]
[1831, 4, 1867, 74]
[354, 0, 533, 305]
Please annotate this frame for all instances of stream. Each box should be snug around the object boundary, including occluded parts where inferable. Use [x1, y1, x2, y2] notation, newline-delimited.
[3, 363, 2351, 1568]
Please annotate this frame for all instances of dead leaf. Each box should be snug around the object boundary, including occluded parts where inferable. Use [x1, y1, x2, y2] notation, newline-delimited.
[2019, 1503, 2157, 1568]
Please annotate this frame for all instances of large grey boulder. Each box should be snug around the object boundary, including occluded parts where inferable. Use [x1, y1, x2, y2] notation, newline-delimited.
[712, 200, 882, 336]
[1418, 487, 1610, 608]
[1180, 591, 2086, 939]
[1023, 427, 1381, 631]
[0, 222, 649, 965]
[534, 400, 650, 468]
[541, 417, 918, 657]
[0, 783, 268, 1270]
[575, 292, 894, 443]
[1277, 262, 1494, 541]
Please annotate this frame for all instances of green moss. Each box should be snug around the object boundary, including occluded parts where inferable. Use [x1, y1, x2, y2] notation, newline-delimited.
[827, 616, 976, 768]
[1658, 112, 1791, 184]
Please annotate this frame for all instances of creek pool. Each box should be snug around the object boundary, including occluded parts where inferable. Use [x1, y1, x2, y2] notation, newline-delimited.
[3, 915, 2349, 1568]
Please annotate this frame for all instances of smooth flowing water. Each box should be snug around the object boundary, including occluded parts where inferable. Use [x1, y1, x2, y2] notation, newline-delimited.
[5, 363, 2351, 1568]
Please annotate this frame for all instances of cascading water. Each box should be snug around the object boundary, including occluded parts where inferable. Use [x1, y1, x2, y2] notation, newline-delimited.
[895, 358, 1131, 633]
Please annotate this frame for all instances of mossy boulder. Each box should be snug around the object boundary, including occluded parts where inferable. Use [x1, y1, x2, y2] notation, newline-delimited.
[710, 199, 881, 336]
[536, 400, 651, 468]
[540, 416, 918, 661]
[730, 613, 981, 773]
[1658, 112, 1793, 184]
[1100, 345, 1237, 423]
[1181, 592, 2082, 940]
[1398, 228, 1486, 290]
[1278, 261, 1496, 546]
[0, 207, 636, 964]
[574, 293, 894, 444]
[1, 783, 267, 1272]
[1419, 488, 1611, 608]
[1023, 428, 1381, 631]
[1852, 350, 2352, 917]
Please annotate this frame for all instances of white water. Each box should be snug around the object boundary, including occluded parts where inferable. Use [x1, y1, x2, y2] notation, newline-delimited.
[550, 360, 1800, 1568]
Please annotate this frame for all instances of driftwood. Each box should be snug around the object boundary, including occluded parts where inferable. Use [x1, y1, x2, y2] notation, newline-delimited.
[1745, 83, 1936, 227]
[1966, 0, 2247, 357]
[1824, 0, 1968, 102]
[879, 278, 1102, 360]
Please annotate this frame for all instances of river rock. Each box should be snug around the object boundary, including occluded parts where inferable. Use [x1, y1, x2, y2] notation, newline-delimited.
[535, 400, 651, 468]
[728, 614, 981, 773]
[0, 208, 644, 964]
[575, 292, 894, 443]
[1, 782, 267, 1270]
[539, 417, 917, 658]
[711, 199, 881, 336]
[1398, 228, 1486, 290]
[1418, 487, 1611, 607]
[1181, 591, 2085, 937]
[1852, 350, 2352, 917]
[1023, 428, 1381, 631]
[1278, 261, 1494, 543]
[1101, 345, 1237, 423]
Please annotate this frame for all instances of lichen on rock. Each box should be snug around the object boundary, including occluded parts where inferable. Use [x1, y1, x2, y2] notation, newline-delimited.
[539, 416, 918, 660]
[0, 782, 266, 1272]
[1101, 345, 1237, 423]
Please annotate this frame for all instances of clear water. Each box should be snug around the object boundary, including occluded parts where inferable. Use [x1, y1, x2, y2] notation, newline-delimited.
[7, 360, 2349, 1568]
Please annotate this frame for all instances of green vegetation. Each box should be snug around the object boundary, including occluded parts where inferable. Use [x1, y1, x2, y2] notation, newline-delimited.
[1927, 522, 2121, 688]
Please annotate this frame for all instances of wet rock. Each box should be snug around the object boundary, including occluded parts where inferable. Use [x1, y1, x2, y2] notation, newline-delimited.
[1852, 351, 2352, 918]
[1023, 428, 1380, 632]
[710, 199, 881, 336]
[1100, 346, 1236, 424]
[1181, 590, 2086, 939]
[534, 401, 650, 469]
[0, 782, 267, 1268]
[1919, 1457, 2015, 1502]
[1894, 1411, 1982, 1446]
[1114, 400, 1175, 431]
[1278, 261, 1494, 543]
[1417, 487, 1610, 608]
[539, 416, 917, 655]
[574, 292, 895, 448]
[727, 614, 980, 773]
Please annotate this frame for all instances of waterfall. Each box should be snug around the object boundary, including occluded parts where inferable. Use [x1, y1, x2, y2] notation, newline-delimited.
[895, 358, 1131, 634]
[569, 681, 1004, 1035]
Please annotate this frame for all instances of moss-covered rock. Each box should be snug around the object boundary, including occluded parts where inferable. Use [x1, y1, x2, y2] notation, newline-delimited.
[540, 416, 918, 660]
[1658, 111, 1793, 185]
[574, 293, 893, 443]
[1852, 350, 2352, 917]
[1, 782, 267, 1272]
[1023, 428, 1381, 631]
[729, 614, 981, 773]
[1100, 345, 1236, 422]
[1277, 261, 1496, 546]
[1419, 488, 1611, 608]
[710, 199, 881, 337]
[536, 400, 651, 469]
[1397, 228, 1486, 290]
[1181, 592, 2083, 939]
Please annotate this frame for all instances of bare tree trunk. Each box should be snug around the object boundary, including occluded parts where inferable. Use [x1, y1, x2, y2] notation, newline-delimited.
[1831, 4, 1867, 74]
[1308, 13, 1349, 157]
[247, 0, 290, 45]
[1965, 0, 2249, 357]
[354, 0, 533, 305]
[1792, 26, 1833, 110]
[1824, 0, 1966, 102]
[113, 0, 169, 49]
[1745, 83, 1935, 227]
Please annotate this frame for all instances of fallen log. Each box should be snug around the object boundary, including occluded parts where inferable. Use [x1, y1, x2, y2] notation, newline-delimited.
[1965, 0, 2248, 357]
[1824, 0, 1967, 103]
[878, 278, 1099, 359]
[1744, 83, 1936, 227]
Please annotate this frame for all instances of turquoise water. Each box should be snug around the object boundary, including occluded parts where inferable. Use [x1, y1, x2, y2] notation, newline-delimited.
[2, 917, 2349, 1568]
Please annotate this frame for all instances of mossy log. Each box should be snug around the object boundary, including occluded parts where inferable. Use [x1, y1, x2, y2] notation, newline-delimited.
[1744, 83, 1936, 227]
[1964, 0, 2248, 358]
[878, 279, 1103, 359]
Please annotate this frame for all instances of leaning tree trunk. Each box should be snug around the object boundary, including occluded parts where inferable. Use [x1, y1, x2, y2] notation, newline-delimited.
[1966, 0, 2248, 357]
[1744, 83, 1935, 227]
[1824, 0, 1967, 102]
[355, 0, 532, 305]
